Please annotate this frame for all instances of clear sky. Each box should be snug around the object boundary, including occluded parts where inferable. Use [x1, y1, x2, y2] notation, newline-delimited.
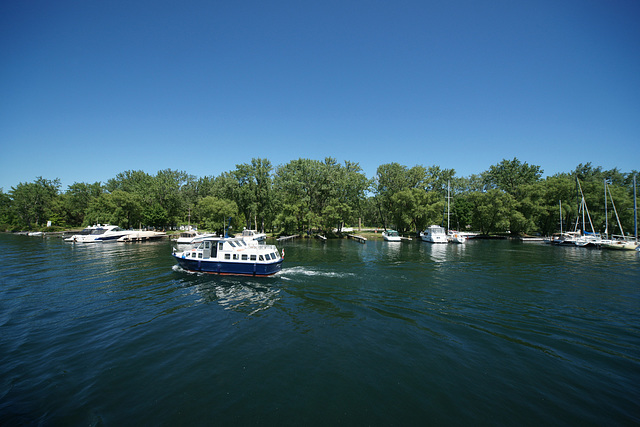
[1, 0, 639, 192]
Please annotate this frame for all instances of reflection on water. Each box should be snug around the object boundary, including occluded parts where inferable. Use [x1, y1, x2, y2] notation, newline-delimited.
[174, 266, 281, 315]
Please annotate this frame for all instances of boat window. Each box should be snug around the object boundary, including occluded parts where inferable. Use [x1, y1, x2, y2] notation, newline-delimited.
[229, 241, 236, 247]
[272, 253, 277, 259]
[250, 255, 256, 261]
[219, 242, 224, 250]
[265, 253, 272, 260]
[204, 241, 210, 249]
[242, 254, 248, 260]
[198, 253, 203, 259]
[91, 229, 107, 235]
[225, 254, 230, 260]
[259, 255, 264, 261]
[233, 254, 239, 260]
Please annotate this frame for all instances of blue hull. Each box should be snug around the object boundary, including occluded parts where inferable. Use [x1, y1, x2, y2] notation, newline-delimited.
[173, 254, 282, 276]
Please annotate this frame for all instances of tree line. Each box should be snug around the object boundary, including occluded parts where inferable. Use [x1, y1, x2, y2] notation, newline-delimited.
[1, 158, 638, 237]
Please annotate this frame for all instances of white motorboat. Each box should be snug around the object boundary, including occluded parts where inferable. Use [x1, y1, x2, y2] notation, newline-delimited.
[382, 230, 402, 242]
[64, 224, 135, 243]
[239, 229, 267, 245]
[172, 236, 283, 276]
[176, 229, 216, 245]
[420, 225, 448, 243]
[551, 231, 581, 245]
[448, 230, 466, 244]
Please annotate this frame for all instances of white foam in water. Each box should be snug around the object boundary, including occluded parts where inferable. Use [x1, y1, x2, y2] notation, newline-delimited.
[279, 266, 357, 279]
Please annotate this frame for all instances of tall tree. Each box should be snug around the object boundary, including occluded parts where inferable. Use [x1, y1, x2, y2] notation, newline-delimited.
[9, 177, 61, 228]
[484, 158, 543, 196]
[63, 181, 104, 226]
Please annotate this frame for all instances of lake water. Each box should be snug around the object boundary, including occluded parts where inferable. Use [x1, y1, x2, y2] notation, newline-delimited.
[1, 234, 638, 426]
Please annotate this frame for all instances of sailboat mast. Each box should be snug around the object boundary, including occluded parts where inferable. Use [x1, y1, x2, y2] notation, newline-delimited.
[634, 174, 637, 242]
[604, 179, 608, 238]
[447, 180, 450, 231]
[559, 200, 563, 235]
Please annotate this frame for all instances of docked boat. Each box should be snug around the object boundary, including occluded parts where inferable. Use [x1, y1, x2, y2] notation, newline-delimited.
[117, 230, 167, 242]
[602, 239, 638, 251]
[382, 230, 402, 242]
[574, 231, 605, 248]
[172, 236, 283, 276]
[420, 225, 448, 243]
[64, 224, 135, 243]
[550, 231, 581, 245]
[601, 177, 638, 251]
[175, 229, 216, 245]
[239, 229, 267, 245]
[448, 230, 466, 244]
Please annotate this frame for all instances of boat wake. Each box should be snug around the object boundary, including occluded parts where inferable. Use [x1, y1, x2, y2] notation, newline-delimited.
[278, 266, 357, 280]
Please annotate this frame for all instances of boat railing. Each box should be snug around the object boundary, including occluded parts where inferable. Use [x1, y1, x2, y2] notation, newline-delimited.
[611, 234, 635, 242]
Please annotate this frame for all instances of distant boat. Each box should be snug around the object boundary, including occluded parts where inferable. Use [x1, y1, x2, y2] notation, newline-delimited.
[64, 224, 135, 243]
[27, 231, 43, 237]
[239, 229, 267, 245]
[602, 175, 638, 251]
[175, 229, 216, 245]
[420, 225, 448, 243]
[382, 230, 402, 242]
[448, 230, 466, 244]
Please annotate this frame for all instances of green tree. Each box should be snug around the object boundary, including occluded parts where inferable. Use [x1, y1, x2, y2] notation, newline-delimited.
[63, 181, 104, 226]
[9, 177, 61, 228]
[484, 158, 543, 195]
[467, 189, 512, 234]
[84, 193, 117, 226]
[197, 196, 239, 234]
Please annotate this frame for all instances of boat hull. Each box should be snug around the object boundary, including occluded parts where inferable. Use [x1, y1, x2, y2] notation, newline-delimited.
[602, 241, 638, 251]
[173, 254, 283, 276]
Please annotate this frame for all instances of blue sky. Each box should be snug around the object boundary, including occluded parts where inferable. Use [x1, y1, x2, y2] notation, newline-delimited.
[1, 0, 639, 192]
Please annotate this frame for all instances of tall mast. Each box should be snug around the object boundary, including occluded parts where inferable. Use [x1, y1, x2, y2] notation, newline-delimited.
[447, 180, 450, 231]
[559, 200, 563, 235]
[604, 179, 608, 238]
[634, 174, 637, 242]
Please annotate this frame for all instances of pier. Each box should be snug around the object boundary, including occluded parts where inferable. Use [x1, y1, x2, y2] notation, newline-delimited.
[347, 234, 367, 243]
[277, 234, 300, 242]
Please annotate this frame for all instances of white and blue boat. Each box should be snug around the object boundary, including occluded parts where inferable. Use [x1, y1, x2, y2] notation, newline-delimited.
[64, 224, 135, 243]
[172, 236, 283, 276]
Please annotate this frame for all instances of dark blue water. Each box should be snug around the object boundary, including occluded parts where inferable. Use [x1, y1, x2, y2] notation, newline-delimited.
[1, 234, 639, 425]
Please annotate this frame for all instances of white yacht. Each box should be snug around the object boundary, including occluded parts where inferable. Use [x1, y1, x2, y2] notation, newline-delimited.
[175, 229, 216, 245]
[65, 224, 135, 243]
[420, 225, 448, 243]
[239, 229, 267, 245]
[382, 230, 402, 242]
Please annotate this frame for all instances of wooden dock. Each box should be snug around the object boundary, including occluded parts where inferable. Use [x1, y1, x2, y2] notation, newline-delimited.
[347, 234, 367, 243]
[277, 234, 300, 242]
